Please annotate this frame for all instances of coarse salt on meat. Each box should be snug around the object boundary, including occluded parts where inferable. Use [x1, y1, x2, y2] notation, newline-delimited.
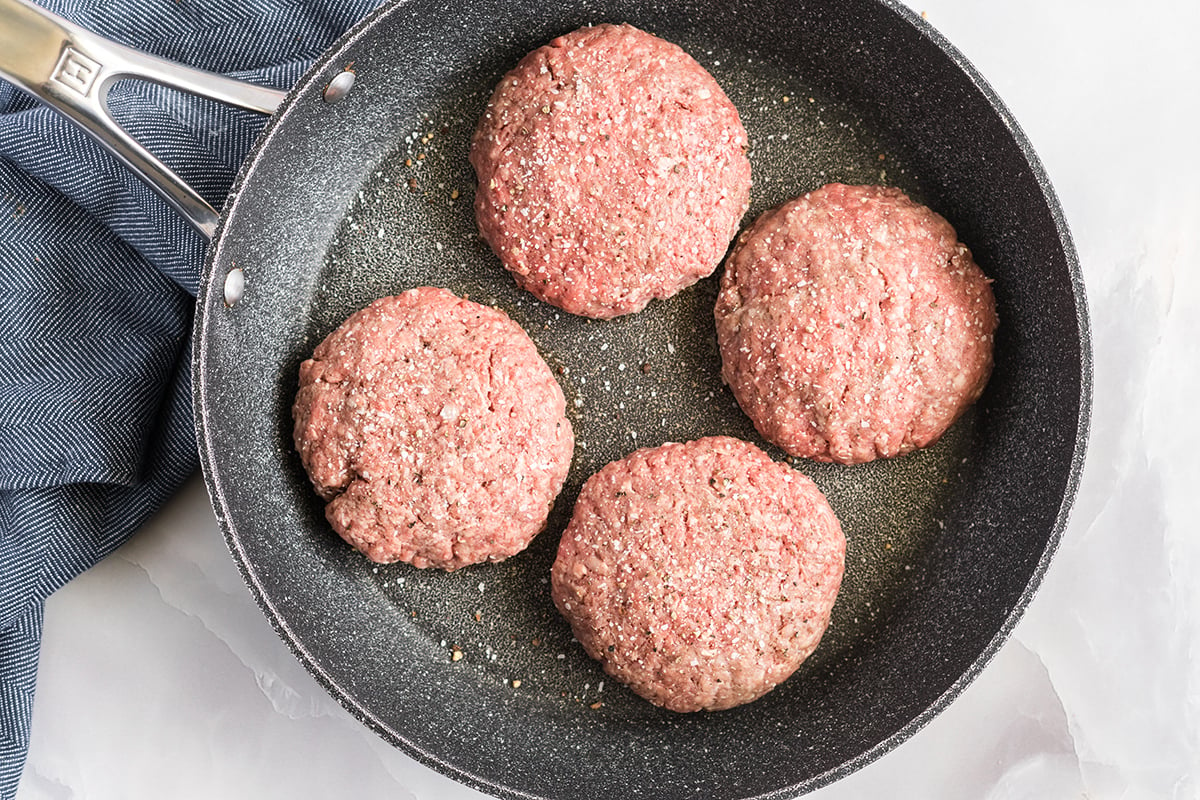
[551, 436, 845, 712]
[470, 24, 751, 319]
[292, 287, 574, 570]
[714, 183, 998, 465]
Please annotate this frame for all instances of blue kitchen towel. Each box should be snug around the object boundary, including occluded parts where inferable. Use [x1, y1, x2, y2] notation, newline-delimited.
[0, 0, 380, 793]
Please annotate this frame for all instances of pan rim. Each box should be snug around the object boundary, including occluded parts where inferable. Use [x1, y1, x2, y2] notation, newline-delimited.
[191, 0, 1093, 796]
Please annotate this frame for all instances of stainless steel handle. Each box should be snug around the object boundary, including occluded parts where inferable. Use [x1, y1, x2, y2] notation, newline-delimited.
[0, 0, 289, 239]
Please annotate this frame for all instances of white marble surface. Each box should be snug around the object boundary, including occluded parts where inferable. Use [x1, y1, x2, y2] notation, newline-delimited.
[18, 0, 1200, 797]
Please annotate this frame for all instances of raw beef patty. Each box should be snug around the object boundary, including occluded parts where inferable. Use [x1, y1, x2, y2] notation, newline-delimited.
[470, 23, 751, 319]
[715, 183, 998, 465]
[292, 287, 574, 570]
[551, 436, 845, 712]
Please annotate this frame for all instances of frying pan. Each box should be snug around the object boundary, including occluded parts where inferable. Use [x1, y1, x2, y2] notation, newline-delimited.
[0, 0, 1091, 797]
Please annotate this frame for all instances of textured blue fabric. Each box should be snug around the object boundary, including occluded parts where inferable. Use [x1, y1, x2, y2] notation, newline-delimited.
[0, 0, 380, 793]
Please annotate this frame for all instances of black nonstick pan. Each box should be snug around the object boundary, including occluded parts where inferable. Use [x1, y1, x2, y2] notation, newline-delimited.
[2, 0, 1091, 797]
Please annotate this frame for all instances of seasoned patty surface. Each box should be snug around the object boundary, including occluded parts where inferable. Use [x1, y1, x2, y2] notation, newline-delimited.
[714, 184, 998, 465]
[292, 287, 574, 570]
[551, 436, 845, 712]
[470, 23, 751, 319]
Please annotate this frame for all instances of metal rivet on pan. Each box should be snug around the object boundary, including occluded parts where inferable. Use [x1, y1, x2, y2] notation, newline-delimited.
[224, 267, 245, 307]
[323, 69, 356, 104]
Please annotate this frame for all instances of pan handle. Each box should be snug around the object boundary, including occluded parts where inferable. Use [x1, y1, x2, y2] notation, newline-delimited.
[0, 0, 288, 239]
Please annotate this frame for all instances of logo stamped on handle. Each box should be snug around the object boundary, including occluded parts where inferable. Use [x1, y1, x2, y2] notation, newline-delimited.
[50, 46, 101, 97]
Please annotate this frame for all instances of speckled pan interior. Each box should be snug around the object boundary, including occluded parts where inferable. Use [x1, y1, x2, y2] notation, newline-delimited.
[193, 0, 1091, 797]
